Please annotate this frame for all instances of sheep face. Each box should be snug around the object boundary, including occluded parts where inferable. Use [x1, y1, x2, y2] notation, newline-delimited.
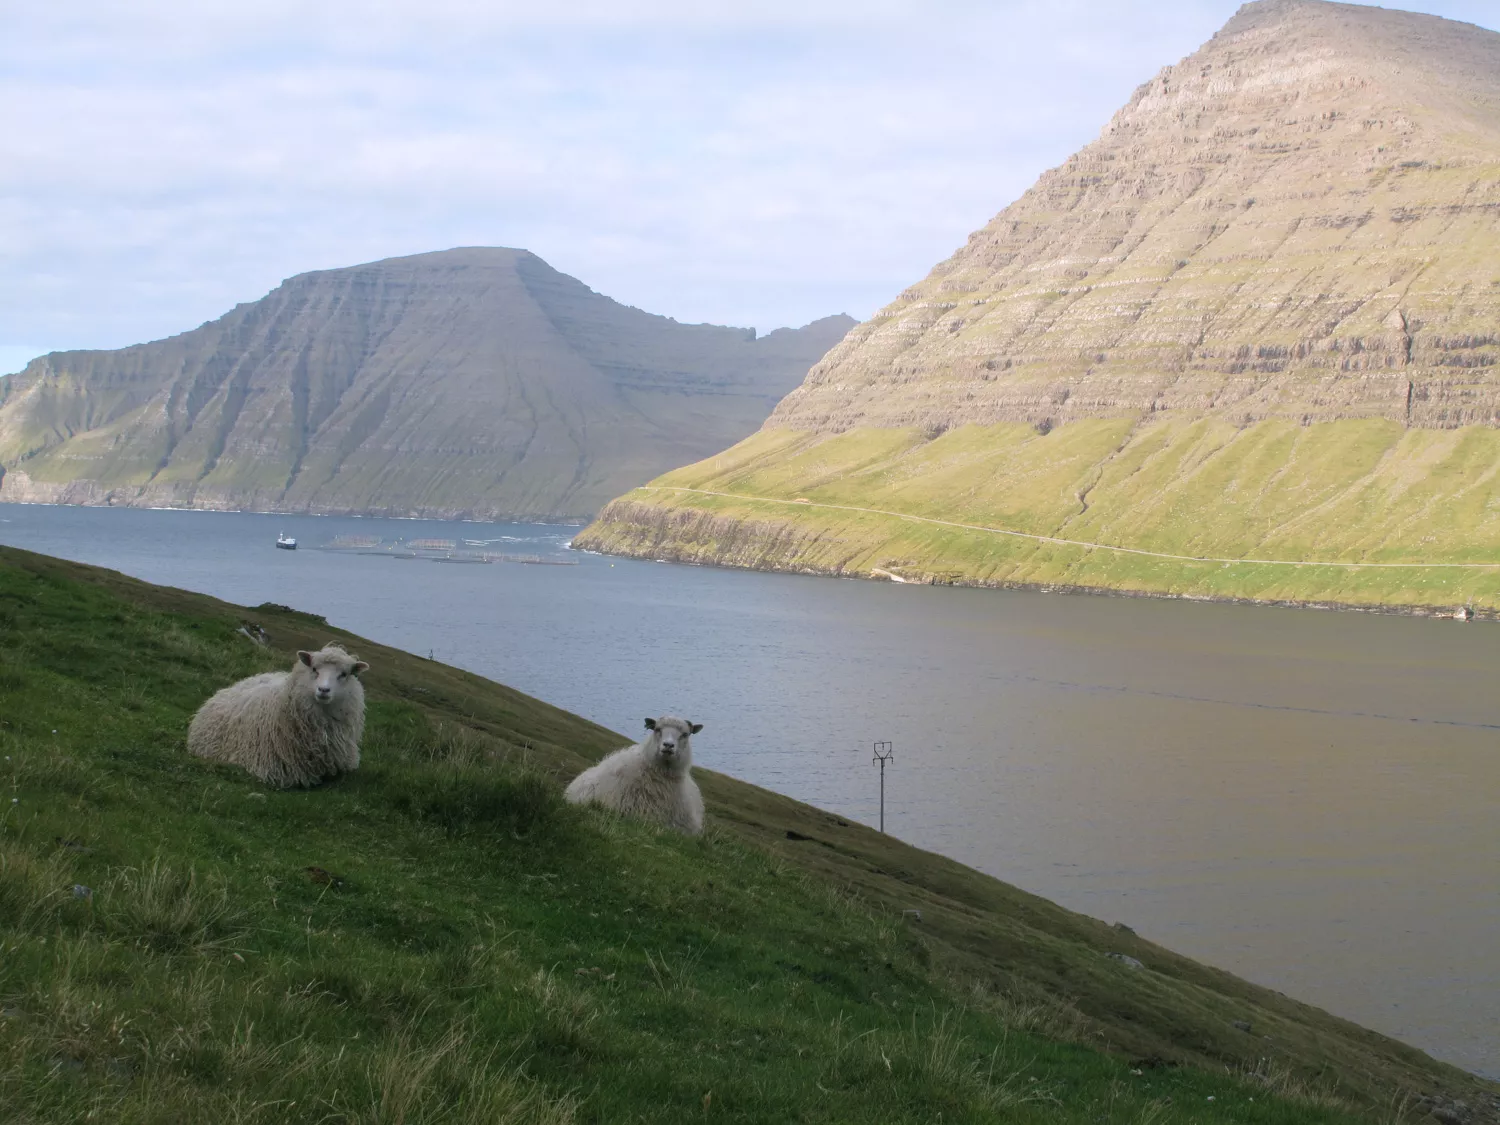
[297, 646, 369, 706]
[643, 715, 703, 772]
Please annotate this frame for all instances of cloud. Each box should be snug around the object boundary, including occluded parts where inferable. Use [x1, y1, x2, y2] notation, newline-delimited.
[2, 0, 1496, 356]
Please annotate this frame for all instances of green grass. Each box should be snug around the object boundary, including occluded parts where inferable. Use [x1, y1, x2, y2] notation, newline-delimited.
[0, 544, 1493, 1122]
[576, 417, 1500, 610]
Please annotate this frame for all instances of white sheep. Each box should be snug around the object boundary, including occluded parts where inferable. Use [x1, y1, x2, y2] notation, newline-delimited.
[187, 644, 369, 788]
[564, 716, 705, 835]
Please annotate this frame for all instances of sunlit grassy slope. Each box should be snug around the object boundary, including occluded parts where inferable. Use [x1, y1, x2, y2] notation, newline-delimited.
[575, 417, 1500, 610]
[1, 545, 1494, 1122]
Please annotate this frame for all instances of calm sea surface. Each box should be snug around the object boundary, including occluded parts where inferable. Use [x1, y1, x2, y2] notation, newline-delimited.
[2, 502, 1497, 1077]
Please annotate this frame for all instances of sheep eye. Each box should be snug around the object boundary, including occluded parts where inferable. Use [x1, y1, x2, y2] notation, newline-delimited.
[338, 671, 348, 679]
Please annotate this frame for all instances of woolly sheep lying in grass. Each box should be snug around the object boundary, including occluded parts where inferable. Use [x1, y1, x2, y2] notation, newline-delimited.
[188, 644, 369, 789]
[564, 716, 704, 835]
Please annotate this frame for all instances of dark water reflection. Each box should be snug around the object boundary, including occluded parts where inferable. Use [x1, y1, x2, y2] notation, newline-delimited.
[3, 502, 1496, 1077]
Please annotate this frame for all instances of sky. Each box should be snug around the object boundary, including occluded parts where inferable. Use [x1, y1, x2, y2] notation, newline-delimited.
[3, 0, 1497, 374]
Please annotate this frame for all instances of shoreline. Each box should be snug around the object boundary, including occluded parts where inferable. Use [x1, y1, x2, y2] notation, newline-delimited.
[571, 540, 1492, 621]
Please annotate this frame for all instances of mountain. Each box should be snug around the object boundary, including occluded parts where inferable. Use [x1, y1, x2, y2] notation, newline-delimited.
[578, 0, 1500, 612]
[0, 248, 854, 521]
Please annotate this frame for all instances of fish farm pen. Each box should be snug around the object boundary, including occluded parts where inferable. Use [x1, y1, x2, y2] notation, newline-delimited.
[317, 536, 577, 565]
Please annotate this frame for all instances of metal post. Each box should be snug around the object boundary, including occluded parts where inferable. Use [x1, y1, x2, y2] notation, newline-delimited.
[872, 741, 893, 833]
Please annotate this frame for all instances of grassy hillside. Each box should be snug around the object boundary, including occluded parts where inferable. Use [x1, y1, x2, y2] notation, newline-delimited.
[575, 418, 1500, 612]
[0, 545, 1494, 1123]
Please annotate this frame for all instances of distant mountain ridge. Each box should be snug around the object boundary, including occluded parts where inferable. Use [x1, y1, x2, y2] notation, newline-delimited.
[578, 1, 1500, 612]
[0, 248, 853, 520]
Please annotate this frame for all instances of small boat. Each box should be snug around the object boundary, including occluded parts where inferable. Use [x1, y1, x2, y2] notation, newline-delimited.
[275, 533, 298, 550]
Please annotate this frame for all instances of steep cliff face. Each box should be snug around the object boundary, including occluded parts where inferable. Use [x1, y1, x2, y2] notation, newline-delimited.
[773, 0, 1500, 434]
[0, 249, 853, 520]
[578, 1, 1500, 610]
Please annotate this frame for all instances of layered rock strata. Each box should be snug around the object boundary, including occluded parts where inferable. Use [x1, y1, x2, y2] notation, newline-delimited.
[774, 0, 1500, 433]
[0, 248, 853, 521]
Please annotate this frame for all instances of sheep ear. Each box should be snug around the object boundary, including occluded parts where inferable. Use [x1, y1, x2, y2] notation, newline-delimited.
[297, 651, 314, 667]
[352, 662, 369, 675]
[643, 718, 657, 730]
[690, 723, 704, 734]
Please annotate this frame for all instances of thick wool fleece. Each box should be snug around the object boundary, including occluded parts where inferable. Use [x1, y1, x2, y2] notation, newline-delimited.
[564, 716, 704, 835]
[187, 646, 366, 789]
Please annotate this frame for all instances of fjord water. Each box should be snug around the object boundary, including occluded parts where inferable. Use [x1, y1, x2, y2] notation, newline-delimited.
[3, 503, 1496, 1078]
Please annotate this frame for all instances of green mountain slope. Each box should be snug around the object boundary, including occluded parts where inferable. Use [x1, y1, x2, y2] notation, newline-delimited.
[576, 417, 1500, 610]
[2, 546, 1495, 1121]
[577, 1, 1500, 609]
[0, 249, 853, 521]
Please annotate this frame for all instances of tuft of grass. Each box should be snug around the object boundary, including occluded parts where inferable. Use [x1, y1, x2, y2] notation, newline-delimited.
[94, 858, 243, 955]
[0, 838, 79, 934]
[885, 1007, 1052, 1112]
[1237, 1057, 1357, 1116]
[965, 977, 1095, 1044]
[519, 968, 605, 1057]
[642, 942, 711, 997]
[366, 1019, 579, 1125]
[382, 763, 567, 840]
